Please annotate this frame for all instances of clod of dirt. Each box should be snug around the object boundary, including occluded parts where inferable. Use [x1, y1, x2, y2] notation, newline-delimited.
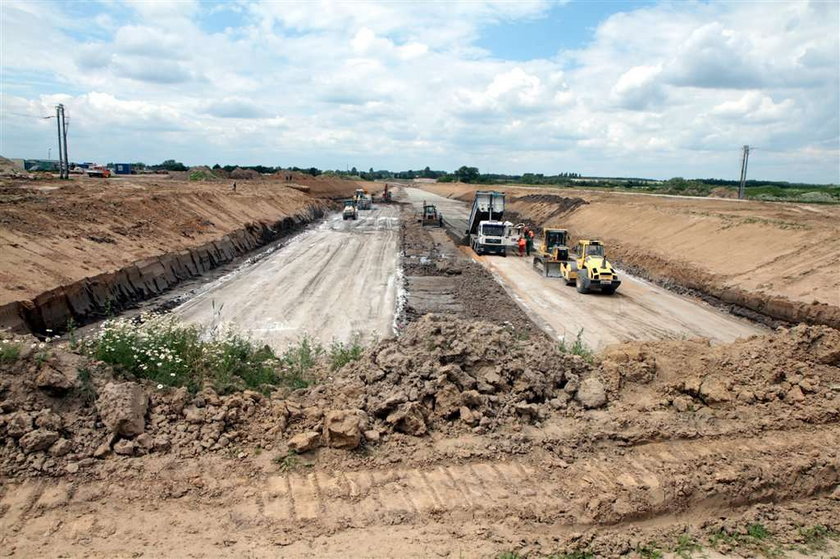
[6, 411, 33, 438]
[18, 429, 60, 454]
[575, 376, 607, 409]
[34, 366, 75, 395]
[97, 382, 148, 437]
[113, 439, 135, 456]
[323, 409, 366, 449]
[288, 431, 320, 452]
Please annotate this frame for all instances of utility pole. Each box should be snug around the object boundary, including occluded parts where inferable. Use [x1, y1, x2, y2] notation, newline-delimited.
[738, 144, 750, 200]
[55, 105, 65, 178]
[60, 105, 70, 178]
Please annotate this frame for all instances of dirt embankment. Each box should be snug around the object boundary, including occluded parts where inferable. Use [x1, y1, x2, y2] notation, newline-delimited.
[0, 313, 838, 556]
[0, 175, 362, 334]
[419, 182, 840, 328]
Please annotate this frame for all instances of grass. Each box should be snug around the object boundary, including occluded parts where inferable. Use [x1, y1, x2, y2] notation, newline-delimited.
[273, 450, 314, 472]
[80, 314, 368, 394]
[558, 329, 595, 363]
[708, 524, 785, 558]
[673, 534, 702, 558]
[747, 523, 770, 540]
[497, 551, 594, 559]
[635, 542, 663, 559]
[328, 333, 365, 371]
[75, 366, 97, 404]
[82, 314, 298, 394]
[797, 525, 839, 552]
[0, 339, 21, 363]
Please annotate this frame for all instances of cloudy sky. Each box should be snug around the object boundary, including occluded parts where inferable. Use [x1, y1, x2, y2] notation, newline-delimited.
[1, 0, 838, 182]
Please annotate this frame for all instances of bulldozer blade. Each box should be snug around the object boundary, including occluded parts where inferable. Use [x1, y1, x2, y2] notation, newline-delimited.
[545, 262, 563, 278]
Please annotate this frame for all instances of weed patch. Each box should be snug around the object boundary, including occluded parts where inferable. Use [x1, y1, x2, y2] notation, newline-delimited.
[328, 333, 365, 371]
[558, 329, 594, 363]
[673, 534, 702, 558]
[0, 340, 21, 363]
[81, 314, 292, 394]
[798, 525, 839, 552]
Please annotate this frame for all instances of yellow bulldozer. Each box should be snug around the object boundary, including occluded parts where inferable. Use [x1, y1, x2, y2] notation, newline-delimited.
[532, 228, 570, 277]
[566, 239, 621, 294]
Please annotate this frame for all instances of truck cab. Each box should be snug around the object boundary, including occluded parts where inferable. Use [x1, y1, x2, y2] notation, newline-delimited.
[466, 191, 507, 256]
[472, 220, 507, 256]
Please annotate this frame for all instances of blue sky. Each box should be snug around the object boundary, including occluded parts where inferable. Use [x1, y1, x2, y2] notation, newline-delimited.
[476, 1, 657, 61]
[1, 0, 838, 182]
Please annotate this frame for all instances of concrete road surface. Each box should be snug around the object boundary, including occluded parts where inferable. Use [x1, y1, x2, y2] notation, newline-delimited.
[175, 205, 400, 350]
[403, 187, 764, 349]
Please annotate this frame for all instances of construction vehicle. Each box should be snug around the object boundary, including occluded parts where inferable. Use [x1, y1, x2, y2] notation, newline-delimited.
[420, 202, 443, 227]
[342, 200, 358, 220]
[568, 240, 621, 294]
[532, 228, 570, 277]
[354, 188, 371, 210]
[381, 183, 392, 202]
[466, 191, 507, 256]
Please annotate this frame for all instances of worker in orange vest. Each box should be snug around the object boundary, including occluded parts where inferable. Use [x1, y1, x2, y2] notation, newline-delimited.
[518, 236, 526, 257]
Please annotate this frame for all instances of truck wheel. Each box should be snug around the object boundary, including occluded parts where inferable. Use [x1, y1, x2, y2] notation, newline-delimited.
[576, 274, 589, 294]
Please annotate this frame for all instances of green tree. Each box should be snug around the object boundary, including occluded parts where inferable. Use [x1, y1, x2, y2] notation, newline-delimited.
[157, 159, 188, 171]
[455, 165, 480, 183]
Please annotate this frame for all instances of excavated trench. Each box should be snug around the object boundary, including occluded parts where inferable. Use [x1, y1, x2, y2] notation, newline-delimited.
[0, 205, 328, 336]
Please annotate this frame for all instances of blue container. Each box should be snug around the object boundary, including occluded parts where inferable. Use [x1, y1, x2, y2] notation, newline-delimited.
[115, 163, 132, 175]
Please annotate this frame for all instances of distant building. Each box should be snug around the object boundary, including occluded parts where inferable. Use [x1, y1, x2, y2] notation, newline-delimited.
[114, 163, 132, 175]
[23, 159, 60, 172]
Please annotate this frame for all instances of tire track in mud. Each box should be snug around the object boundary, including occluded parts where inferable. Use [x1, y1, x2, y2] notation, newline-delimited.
[250, 426, 839, 531]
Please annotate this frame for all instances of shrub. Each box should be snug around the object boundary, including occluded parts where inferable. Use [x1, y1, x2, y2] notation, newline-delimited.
[81, 314, 284, 394]
[278, 335, 324, 389]
[558, 329, 594, 363]
[0, 339, 21, 363]
[328, 333, 365, 371]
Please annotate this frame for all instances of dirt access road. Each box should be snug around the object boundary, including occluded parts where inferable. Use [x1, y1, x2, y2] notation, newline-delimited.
[404, 187, 763, 349]
[174, 205, 400, 349]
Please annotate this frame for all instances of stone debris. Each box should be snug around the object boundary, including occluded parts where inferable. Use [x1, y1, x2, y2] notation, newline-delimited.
[97, 382, 148, 437]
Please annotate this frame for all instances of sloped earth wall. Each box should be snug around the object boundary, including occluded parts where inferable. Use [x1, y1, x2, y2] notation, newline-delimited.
[499, 193, 840, 330]
[0, 205, 327, 335]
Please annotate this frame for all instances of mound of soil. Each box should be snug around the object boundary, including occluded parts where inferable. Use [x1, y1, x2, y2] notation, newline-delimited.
[284, 314, 598, 443]
[230, 168, 260, 180]
[2, 319, 837, 482]
[602, 324, 840, 414]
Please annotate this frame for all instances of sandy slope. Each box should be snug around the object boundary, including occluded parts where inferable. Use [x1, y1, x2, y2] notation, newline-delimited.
[0, 174, 361, 307]
[417, 182, 840, 308]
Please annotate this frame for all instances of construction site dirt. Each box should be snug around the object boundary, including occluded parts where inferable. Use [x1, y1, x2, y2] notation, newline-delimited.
[1, 176, 839, 558]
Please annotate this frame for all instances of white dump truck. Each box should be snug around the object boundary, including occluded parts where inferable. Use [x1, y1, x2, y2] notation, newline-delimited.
[465, 191, 507, 256]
